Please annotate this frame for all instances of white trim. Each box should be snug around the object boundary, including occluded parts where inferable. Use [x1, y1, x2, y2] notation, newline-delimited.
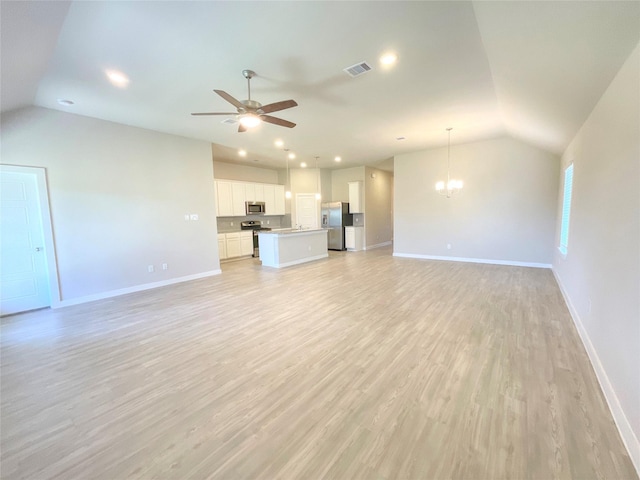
[55, 270, 222, 308]
[0, 165, 62, 308]
[552, 269, 640, 476]
[392, 253, 551, 269]
[364, 241, 392, 251]
[261, 253, 328, 269]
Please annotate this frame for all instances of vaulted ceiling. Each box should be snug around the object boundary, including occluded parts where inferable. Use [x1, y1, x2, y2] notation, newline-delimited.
[2, 1, 638, 170]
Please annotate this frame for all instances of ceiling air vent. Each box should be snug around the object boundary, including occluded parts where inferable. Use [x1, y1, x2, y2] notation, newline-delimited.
[343, 61, 372, 78]
[221, 118, 238, 125]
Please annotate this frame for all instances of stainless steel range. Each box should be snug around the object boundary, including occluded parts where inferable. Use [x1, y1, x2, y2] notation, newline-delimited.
[240, 221, 271, 257]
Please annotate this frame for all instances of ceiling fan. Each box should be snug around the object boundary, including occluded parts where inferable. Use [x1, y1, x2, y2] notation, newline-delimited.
[192, 69, 298, 132]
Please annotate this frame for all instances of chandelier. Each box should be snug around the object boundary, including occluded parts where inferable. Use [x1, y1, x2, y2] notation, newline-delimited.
[435, 127, 463, 198]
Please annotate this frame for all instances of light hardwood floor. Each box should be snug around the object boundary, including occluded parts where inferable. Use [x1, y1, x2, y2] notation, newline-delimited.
[1, 247, 637, 479]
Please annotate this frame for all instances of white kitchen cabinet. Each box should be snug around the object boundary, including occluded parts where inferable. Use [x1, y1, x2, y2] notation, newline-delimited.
[231, 182, 246, 216]
[244, 183, 256, 202]
[214, 180, 286, 217]
[274, 184, 285, 215]
[254, 184, 265, 202]
[348, 181, 363, 214]
[240, 231, 253, 256]
[263, 184, 276, 215]
[225, 232, 241, 258]
[215, 181, 234, 217]
[217, 234, 227, 259]
[345, 226, 364, 251]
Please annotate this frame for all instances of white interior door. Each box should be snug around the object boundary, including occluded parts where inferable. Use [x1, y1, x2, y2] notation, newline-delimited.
[1, 168, 51, 315]
[295, 194, 318, 229]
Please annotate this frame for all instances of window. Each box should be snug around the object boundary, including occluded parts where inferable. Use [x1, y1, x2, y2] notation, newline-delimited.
[559, 164, 574, 255]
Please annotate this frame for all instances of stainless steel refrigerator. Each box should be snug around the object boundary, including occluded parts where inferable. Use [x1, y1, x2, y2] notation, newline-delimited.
[321, 202, 353, 250]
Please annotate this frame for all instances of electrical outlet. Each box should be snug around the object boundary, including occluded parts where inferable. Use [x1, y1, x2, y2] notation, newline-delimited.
[162, 263, 168, 270]
[148, 265, 154, 273]
[230, 222, 234, 226]
[447, 243, 452, 250]
[267, 220, 270, 225]
[190, 214, 199, 221]
[184, 214, 190, 221]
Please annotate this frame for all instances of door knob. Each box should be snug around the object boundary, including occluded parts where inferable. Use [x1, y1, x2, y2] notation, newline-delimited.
[35, 247, 43, 252]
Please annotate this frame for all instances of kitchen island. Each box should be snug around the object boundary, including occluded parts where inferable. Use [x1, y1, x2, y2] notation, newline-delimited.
[258, 228, 328, 268]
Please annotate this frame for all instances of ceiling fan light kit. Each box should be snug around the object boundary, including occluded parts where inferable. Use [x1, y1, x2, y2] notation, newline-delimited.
[192, 69, 298, 133]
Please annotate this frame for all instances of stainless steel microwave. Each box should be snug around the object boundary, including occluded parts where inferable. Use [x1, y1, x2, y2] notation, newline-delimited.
[245, 201, 266, 215]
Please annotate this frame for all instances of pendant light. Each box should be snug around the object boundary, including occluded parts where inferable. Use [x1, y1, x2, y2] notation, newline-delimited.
[284, 149, 292, 199]
[435, 127, 463, 198]
[315, 156, 321, 200]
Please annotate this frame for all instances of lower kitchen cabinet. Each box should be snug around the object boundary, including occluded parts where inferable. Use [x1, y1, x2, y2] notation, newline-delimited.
[240, 231, 253, 256]
[219, 231, 254, 260]
[225, 232, 241, 258]
[217, 234, 227, 259]
[345, 226, 364, 251]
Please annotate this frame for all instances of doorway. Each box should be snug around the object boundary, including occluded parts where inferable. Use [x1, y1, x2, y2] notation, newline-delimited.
[0, 165, 59, 315]
[295, 194, 319, 230]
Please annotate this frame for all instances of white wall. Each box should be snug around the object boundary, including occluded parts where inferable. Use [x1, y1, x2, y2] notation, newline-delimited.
[212, 160, 281, 184]
[290, 168, 321, 227]
[331, 166, 365, 202]
[553, 42, 640, 469]
[1, 107, 219, 304]
[331, 165, 394, 249]
[394, 136, 559, 265]
[364, 166, 393, 248]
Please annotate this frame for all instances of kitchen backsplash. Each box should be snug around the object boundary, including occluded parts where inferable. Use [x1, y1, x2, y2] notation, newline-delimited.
[217, 214, 291, 233]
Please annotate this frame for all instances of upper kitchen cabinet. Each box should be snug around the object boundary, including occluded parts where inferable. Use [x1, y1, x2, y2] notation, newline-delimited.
[254, 184, 265, 202]
[231, 183, 246, 216]
[263, 184, 276, 215]
[215, 180, 234, 217]
[274, 185, 285, 215]
[245, 183, 256, 202]
[348, 181, 363, 214]
[214, 180, 285, 217]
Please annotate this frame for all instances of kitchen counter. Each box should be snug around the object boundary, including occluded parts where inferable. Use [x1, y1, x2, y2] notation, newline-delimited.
[259, 228, 324, 235]
[258, 229, 328, 268]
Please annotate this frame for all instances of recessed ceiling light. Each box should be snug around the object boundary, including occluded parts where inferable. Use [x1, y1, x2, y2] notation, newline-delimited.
[288, 153, 296, 160]
[57, 99, 74, 106]
[334, 156, 342, 162]
[106, 70, 130, 88]
[300, 162, 307, 168]
[238, 149, 247, 157]
[274, 139, 284, 148]
[380, 52, 398, 66]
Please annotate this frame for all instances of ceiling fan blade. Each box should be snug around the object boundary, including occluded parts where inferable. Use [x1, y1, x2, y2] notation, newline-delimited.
[259, 99, 298, 115]
[191, 112, 237, 116]
[214, 89, 244, 109]
[261, 115, 296, 128]
[238, 123, 247, 133]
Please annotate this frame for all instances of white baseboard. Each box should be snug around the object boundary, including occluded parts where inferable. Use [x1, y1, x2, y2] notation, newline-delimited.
[264, 254, 328, 269]
[364, 241, 392, 251]
[392, 252, 551, 269]
[53, 270, 222, 308]
[552, 269, 640, 476]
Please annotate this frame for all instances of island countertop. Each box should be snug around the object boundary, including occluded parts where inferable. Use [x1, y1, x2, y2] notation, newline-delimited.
[259, 228, 325, 235]
[257, 229, 328, 268]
